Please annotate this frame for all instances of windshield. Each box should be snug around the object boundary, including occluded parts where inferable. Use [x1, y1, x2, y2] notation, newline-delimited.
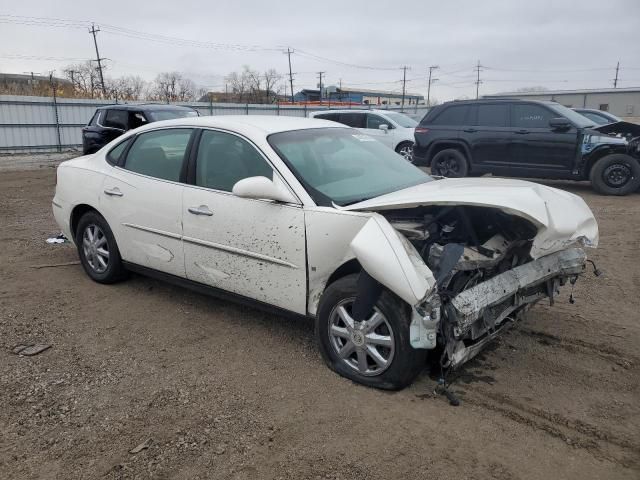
[268, 128, 432, 206]
[548, 104, 594, 128]
[384, 112, 418, 128]
[148, 110, 199, 121]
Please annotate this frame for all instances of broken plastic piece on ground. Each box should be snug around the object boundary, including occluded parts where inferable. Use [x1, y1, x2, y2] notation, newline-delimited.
[129, 438, 153, 454]
[12, 344, 51, 356]
[46, 233, 68, 244]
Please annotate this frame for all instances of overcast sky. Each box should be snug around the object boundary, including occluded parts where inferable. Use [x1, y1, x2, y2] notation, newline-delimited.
[1, 0, 639, 101]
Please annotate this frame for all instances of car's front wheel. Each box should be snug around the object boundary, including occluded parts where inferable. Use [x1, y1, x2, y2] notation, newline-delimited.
[316, 274, 426, 390]
[430, 148, 469, 177]
[395, 141, 414, 163]
[75, 211, 128, 284]
[590, 154, 640, 195]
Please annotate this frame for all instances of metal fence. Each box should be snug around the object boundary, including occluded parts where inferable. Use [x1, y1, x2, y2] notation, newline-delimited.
[0, 94, 429, 154]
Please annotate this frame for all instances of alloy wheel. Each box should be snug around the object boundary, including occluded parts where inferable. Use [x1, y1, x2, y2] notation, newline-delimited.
[399, 144, 414, 162]
[82, 224, 110, 273]
[434, 154, 461, 176]
[328, 299, 395, 376]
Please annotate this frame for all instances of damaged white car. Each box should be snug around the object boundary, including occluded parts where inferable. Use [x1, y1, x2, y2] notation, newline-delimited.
[53, 116, 599, 390]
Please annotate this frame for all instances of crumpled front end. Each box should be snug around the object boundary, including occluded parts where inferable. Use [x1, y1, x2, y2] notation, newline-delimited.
[348, 180, 598, 369]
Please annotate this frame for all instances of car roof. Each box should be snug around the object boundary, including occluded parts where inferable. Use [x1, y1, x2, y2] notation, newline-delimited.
[96, 104, 196, 112]
[131, 115, 344, 136]
[310, 109, 400, 115]
[437, 99, 558, 107]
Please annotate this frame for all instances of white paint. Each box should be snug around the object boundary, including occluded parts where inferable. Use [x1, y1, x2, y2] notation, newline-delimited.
[53, 116, 599, 322]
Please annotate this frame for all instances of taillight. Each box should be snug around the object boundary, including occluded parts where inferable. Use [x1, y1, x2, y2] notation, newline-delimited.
[415, 127, 430, 134]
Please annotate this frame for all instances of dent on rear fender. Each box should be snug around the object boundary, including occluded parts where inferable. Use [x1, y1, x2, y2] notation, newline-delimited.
[350, 215, 436, 306]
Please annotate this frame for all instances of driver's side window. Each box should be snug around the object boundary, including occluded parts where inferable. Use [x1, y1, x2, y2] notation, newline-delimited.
[366, 114, 390, 129]
[195, 130, 273, 192]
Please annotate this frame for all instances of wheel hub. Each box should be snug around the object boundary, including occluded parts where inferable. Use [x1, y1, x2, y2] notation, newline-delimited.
[351, 330, 365, 347]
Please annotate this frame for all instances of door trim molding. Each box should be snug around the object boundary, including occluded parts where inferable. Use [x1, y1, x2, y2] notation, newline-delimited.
[182, 235, 299, 269]
[122, 222, 182, 240]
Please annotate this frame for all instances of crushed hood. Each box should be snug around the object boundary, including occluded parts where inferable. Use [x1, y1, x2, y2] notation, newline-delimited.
[591, 120, 640, 139]
[343, 177, 599, 258]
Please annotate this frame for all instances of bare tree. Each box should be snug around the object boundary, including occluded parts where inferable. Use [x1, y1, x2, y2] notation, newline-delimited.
[64, 61, 101, 98]
[263, 68, 282, 103]
[224, 66, 282, 103]
[150, 72, 198, 102]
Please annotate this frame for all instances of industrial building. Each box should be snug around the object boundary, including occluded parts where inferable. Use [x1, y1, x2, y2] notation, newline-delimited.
[294, 86, 424, 106]
[483, 87, 640, 122]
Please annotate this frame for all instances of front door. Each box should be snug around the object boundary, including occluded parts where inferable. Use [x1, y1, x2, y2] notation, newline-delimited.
[100, 128, 194, 277]
[182, 129, 307, 314]
[508, 103, 577, 176]
[362, 113, 395, 148]
[466, 103, 512, 174]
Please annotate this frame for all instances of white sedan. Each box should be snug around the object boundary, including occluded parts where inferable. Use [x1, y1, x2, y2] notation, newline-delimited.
[53, 116, 598, 390]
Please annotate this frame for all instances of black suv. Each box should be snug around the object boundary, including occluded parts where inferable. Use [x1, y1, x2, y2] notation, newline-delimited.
[413, 99, 640, 195]
[82, 104, 199, 154]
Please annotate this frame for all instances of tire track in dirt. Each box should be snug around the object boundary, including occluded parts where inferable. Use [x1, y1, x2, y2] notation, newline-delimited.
[517, 328, 637, 368]
[458, 388, 640, 469]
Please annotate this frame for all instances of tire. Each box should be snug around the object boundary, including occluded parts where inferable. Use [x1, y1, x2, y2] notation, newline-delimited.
[316, 274, 427, 390]
[75, 211, 128, 284]
[430, 148, 469, 177]
[589, 154, 640, 196]
[395, 141, 415, 163]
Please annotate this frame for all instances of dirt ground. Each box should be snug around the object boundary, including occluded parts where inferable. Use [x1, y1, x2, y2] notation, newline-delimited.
[1, 163, 638, 480]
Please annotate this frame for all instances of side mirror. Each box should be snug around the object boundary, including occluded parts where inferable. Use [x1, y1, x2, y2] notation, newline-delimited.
[549, 117, 571, 130]
[232, 176, 298, 204]
[378, 124, 389, 133]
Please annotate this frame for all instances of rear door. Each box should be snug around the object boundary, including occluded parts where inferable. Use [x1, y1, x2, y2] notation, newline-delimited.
[100, 109, 130, 143]
[466, 103, 511, 173]
[508, 103, 577, 176]
[100, 128, 195, 277]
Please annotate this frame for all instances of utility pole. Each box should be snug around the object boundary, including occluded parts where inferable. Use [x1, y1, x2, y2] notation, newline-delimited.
[613, 61, 620, 88]
[89, 24, 107, 97]
[401, 66, 408, 111]
[475, 60, 483, 99]
[427, 65, 439, 107]
[317, 71, 325, 104]
[284, 47, 295, 104]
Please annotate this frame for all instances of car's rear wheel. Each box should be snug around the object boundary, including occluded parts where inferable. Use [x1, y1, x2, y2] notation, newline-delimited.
[75, 211, 127, 284]
[431, 148, 469, 177]
[590, 154, 640, 195]
[316, 274, 426, 390]
[395, 141, 414, 163]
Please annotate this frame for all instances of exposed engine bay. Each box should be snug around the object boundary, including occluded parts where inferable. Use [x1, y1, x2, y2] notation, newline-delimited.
[381, 205, 587, 369]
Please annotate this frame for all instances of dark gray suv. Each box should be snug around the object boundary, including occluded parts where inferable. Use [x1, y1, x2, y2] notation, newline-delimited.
[413, 99, 640, 195]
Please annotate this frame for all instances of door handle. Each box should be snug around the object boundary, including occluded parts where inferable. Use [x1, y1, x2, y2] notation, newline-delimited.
[463, 128, 477, 133]
[515, 129, 529, 134]
[104, 187, 123, 197]
[188, 205, 213, 216]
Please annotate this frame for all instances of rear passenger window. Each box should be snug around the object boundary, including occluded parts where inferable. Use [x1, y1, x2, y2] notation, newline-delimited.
[103, 110, 129, 130]
[106, 137, 132, 166]
[512, 104, 553, 128]
[338, 113, 366, 128]
[195, 130, 273, 192]
[123, 129, 192, 181]
[431, 105, 469, 126]
[474, 104, 509, 127]
[315, 113, 340, 122]
[88, 111, 101, 126]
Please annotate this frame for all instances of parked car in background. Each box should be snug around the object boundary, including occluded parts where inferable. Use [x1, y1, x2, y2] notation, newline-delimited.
[310, 109, 417, 161]
[573, 108, 621, 125]
[82, 104, 199, 154]
[413, 99, 640, 195]
[54, 115, 598, 390]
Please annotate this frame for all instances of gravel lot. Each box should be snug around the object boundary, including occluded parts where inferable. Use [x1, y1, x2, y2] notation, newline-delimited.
[1, 162, 638, 479]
